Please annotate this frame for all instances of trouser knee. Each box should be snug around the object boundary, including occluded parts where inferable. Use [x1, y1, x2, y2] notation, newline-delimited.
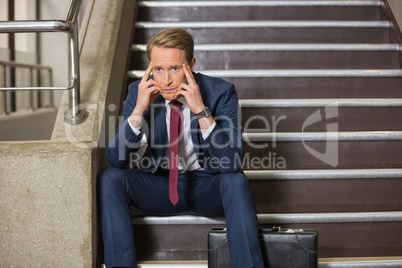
[97, 167, 126, 198]
[219, 172, 250, 195]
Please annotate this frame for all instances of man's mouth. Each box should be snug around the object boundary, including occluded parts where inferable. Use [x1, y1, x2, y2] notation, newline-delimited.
[163, 88, 176, 93]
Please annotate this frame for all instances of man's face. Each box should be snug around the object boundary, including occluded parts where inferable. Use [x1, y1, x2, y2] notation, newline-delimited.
[150, 46, 195, 101]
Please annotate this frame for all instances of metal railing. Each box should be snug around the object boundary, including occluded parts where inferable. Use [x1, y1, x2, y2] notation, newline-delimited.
[0, 0, 86, 124]
[0, 61, 54, 115]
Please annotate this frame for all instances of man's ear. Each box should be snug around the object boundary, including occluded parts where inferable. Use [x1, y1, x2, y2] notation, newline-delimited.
[189, 58, 196, 71]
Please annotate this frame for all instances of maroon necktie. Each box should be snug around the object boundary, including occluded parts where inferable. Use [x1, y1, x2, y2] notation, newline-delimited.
[169, 100, 183, 205]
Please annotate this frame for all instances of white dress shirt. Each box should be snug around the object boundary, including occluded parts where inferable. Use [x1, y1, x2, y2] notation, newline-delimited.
[129, 97, 216, 171]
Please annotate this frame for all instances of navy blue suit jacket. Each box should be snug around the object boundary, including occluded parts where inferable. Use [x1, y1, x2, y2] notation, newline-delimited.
[106, 72, 243, 174]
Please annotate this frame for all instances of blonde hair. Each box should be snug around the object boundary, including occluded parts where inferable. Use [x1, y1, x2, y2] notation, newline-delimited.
[146, 28, 194, 64]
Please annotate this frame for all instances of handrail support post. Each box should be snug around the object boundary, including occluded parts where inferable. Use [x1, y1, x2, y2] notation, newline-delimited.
[64, 15, 86, 125]
[0, 66, 8, 115]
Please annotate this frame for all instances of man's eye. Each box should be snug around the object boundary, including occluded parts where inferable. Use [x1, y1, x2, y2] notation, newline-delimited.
[172, 67, 179, 72]
[155, 68, 162, 72]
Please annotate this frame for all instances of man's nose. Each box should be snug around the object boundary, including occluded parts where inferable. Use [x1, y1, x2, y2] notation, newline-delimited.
[164, 71, 172, 85]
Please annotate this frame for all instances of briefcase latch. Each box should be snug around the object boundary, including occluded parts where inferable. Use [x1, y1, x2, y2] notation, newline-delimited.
[285, 228, 304, 233]
[272, 226, 305, 233]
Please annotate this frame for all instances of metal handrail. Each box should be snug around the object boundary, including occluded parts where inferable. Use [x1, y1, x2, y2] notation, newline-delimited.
[0, 0, 86, 124]
[65, 0, 82, 23]
[78, 0, 95, 53]
[0, 61, 55, 115]
[0, 60, 53, 70]
[0, 21, 72, 33]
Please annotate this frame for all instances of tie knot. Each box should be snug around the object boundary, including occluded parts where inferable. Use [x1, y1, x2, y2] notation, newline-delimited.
[169, 100, 183, 110]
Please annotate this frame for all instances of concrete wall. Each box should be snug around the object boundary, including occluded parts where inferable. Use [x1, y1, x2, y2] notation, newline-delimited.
[0, 142, 94, 267]
[0, 0, 137, 266]
[388, 0, 402, 29]
[0, 108, 58, 141]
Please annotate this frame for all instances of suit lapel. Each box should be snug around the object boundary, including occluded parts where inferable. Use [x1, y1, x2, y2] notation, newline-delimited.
[191, 72, 206, 158]
[190, 111, 200, 157]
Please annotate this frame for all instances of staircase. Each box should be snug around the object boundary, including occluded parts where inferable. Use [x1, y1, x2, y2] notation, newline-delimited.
[125, 0, 402, 266]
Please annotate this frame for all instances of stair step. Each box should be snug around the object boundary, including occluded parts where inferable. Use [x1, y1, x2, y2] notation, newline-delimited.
[133, 212, 402, 225]
[139, 1, 381, 8]
[132, 43, 400, 69]
[136, 21, 390, 29]
[319, 257, 402, 268]
[138, 5, 380, 22]
[131, 216, 402, 258]
[239, 98, 402, 107]
[138, 261, 206, 268]
[102, 257, 402, 268]
[246, 169, 402, 213]
[129, 69, 402, 79]
[217, 76, 402, 98]
[242, 131, 402, 141]
[131, 218, 402, 259]
[245, 169, 402, 180]
[241, 107, 402, 132]
[197, 69, 402, 78]
[131, 50, 400, 70]
[136, 29, 390, 44]
[101, 261, 207, 268]
[131, 212, 402, 259]
[243, 107, 402, 130]
[133, 43, 400, 52]
[249, 177, 402, 213]
[244, 140, 402, 169]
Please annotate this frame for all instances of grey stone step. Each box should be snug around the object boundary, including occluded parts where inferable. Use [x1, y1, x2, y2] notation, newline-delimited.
[137, 4, 381, 22]
[129, 69, 402, 79]
[243, 140, 402, 169]
[240, 107, 402, 132]
[243, 131, 402, 141]
[133, 212, 402, 225]
[136, 21, 390, 29]
[133, 26, 390, 44]
[240, 98, 402, 107]
[250, 180, 402, 213]
[139, 1, 381, 8]
[102, 257, 402, 268]
[133, 43, 400, 52]
[245, 168, 402, 180]
[220, 76, 402, 98]
[319, 258, 402, 268]
[131, 214, 402, 259]
[131, 49, 400, 70]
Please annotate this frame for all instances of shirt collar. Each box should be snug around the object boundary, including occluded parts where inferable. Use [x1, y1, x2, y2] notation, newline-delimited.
[166, 96, 186, 107]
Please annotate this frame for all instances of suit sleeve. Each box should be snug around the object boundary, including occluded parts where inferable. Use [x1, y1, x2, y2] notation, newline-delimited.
[106, 82, 144, 168]
[201, 83, 244, 173]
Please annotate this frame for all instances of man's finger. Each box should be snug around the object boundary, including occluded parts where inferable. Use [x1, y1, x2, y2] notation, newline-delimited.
[175, 84, 188, 99]
[145, 83, 161, 94]
[178, 82, 192, 93]
[141, 62, 153, 83]
[141, 79, 159, 91]
[183, 64, 196, 86]
[151, 90, 161, 98]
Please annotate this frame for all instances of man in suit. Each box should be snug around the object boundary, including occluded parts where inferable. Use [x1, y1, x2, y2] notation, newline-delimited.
[98, 28, 263, 268]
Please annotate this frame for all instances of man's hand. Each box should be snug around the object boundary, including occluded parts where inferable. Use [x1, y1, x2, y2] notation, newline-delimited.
[176, 64, 214, 132]
[175, 64, 205, 114]
[130, 62, 161, 128]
